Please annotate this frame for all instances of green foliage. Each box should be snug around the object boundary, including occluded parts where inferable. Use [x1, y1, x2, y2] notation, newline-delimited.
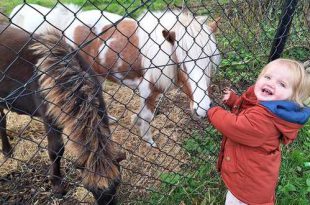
[276, 122, 310, 205]
[283, 47, 310, 62]
[147, 128, 225, 205]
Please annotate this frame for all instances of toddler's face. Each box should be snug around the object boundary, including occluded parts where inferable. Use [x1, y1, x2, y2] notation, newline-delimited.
[254, 62, 294, 101]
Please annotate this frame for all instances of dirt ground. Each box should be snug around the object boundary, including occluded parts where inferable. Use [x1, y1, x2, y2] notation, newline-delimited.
[0, 79, 228, 204]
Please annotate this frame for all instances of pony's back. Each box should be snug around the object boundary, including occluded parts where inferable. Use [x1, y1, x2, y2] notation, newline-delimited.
[10, 4, 80, 34]
[0, 25, 43, 115]
[64, 9, 123, 47]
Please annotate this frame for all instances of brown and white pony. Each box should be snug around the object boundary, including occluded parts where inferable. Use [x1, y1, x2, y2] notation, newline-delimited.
[66, 10, 221, 146]
[9, 5, 221, 146]
[0, 25, 124, 204]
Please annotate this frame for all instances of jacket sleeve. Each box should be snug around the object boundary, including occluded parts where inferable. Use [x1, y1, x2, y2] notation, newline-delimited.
[207, 106, 272, 147]
[224, 91, 240, 109]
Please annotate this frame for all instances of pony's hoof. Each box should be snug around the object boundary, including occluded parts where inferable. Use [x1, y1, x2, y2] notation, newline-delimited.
[2, 146, 13, 158]
[108, 114, 117, 124]
[146, 140, 157, 148]
[52, 184, 67, 198]
[131, 114, 141, 126]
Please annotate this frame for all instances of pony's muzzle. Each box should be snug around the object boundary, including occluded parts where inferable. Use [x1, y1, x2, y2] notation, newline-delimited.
[209, 101, 216, 108]
[192, 101, 214, 119]
[192, 108, 205, 120]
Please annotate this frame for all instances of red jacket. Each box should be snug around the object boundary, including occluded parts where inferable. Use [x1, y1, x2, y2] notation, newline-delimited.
[207, 86, 304, 204]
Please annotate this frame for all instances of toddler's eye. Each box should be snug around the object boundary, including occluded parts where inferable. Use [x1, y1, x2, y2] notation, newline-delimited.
[279, 82, 286, 88]
[264, 75, 271, 80]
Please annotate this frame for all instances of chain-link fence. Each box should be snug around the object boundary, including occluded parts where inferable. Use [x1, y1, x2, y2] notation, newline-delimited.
[0, 0, 309, 204]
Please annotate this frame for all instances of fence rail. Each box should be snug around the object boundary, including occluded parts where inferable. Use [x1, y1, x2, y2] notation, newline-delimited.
[0, 0, 309, 204]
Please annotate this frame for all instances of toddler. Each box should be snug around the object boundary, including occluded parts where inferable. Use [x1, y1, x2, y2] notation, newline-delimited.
[208, 58, 310, 204]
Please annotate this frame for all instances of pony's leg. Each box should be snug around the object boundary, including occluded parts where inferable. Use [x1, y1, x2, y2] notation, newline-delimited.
[137, 83, 161, 147]
[139, 107, 155, 146]
[131, 112, 142, 127]
[0, 108, 12, 157]
[44, 119, 66, 196]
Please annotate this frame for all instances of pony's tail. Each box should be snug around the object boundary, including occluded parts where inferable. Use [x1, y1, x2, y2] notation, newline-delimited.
[30, 31, 120, 189]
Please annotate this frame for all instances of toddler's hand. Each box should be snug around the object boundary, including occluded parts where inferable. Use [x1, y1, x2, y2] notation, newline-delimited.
[222, 88, 231, 102]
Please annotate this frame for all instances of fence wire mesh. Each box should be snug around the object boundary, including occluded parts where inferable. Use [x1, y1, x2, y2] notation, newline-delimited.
[0, 0, 309, 204]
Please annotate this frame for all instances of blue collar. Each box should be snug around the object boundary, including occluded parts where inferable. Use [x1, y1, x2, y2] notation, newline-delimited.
[260, 101, 310, 125]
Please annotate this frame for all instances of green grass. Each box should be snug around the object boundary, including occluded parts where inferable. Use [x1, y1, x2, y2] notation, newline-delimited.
[276, 122, 310, 205]
[1, 0, 310, 204]
[145, 128, 225, 205]
[0, 0, 185, 16]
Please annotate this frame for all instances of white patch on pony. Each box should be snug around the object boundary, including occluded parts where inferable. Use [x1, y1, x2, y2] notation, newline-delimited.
[138, 106, 156, 146]
[98, 39, 114, 65]
[9, 4, 80, 34]
[78, 10, 123, 34]
[138, 80, 152, 101]
[136, 80, 156, 146]
[10, 4, 49, 33]
[122, 79, 141, 90]
[64, 9, 123, 47]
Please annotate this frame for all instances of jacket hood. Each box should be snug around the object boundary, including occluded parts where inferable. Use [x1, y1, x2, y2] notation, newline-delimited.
[260, 101, 309, 144]
[260, 101, 310, 125]
[241, 86, 308, 144]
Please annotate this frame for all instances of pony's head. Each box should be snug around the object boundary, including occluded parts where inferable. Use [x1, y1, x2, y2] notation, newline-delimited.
[161, 11, 221, 117]
[138, 10, 220, 117]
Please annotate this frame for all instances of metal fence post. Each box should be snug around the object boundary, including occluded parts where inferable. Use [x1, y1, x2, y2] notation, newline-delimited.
[268, 0, 298, 62]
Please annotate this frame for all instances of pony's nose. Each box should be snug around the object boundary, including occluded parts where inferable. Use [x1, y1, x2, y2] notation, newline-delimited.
[210, 101, 216, 108]
[193, 108, 204, 119]
[194, 108, 199, 116]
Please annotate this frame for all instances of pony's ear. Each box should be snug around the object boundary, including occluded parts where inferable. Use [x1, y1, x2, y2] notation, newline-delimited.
[162, 30, 176, 45]
[208, 17, 221, 33]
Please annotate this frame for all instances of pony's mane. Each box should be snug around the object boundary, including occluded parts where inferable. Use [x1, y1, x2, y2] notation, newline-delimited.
[137, 10, 181, 90]
[30, 32, 120, 189]
[172, 10, 220, 75]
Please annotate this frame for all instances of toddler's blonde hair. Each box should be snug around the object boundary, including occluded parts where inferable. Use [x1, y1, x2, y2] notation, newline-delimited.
[258, 58, 310, 107]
